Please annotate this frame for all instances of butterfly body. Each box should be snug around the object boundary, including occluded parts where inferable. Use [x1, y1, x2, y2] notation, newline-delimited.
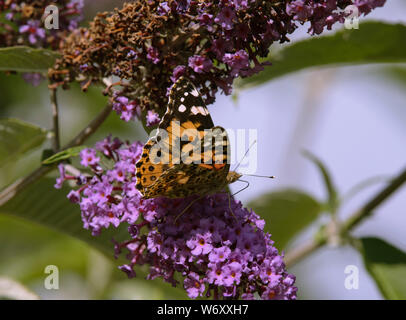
[135, 77, 241, 199]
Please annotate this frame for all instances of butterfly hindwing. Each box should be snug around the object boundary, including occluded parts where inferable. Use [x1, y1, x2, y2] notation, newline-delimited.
[143, 163, 230, 199]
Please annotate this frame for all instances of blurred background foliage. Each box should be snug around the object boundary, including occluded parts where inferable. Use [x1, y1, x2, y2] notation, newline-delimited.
[1, 1, 406, 299]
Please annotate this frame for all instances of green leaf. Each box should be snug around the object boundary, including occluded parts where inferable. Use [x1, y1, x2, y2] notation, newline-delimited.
[0, 178, 129, 256]
[0, 46, 60, 73]
[303, 150, 339, 213]
[342, 175, 390, 204]
[0, 214, 91, 283]
[359, 237, 406, 300]
[0, 178, 187, 298]
[236, 21, 406, 89]
[42, 146, 86, 165]
[0, 118, 48, 168]
[248, 189, 322, 249]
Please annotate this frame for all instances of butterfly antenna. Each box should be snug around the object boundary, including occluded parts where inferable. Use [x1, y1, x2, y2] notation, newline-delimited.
[233, 140, 257, 172]
[244, 174, 276, 179]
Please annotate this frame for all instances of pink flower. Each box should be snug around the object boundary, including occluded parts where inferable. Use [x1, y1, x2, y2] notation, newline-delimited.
[147, 46, 160, 64]
[188, 55, 212, 73]
[146, 110, 160, 127]
[19, 20, 46, 44]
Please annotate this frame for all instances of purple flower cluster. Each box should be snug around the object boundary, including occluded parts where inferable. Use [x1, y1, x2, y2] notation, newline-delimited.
[56, 136, 297, 299]
[18, 20, 46, 45]
[0, 0, 84, 48]
[0, 0, 84, 86]
[51, 0, 385, 121]
[286, 0, 386, 35]
[112, 95, 142, 122]
[146, 110, 161, 127]
[111, 94, 161, 125]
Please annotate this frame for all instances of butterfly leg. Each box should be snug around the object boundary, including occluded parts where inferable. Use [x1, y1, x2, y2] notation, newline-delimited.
[174, 195, 205, 224]
[216, 191, 238, 222]
[227, 192, 238, 222]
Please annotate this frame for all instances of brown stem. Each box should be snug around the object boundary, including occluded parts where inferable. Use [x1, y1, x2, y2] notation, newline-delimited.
[342, 167, 406, 232]
[49, 87, 60, 151]
[64, 103, 112, 148]
[284, 237, 326, 268]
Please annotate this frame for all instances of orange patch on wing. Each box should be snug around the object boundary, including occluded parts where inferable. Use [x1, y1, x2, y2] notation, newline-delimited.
[199, 164, 213, 169]
[183, 121, 196, 129]
[214, 163, 226, 170]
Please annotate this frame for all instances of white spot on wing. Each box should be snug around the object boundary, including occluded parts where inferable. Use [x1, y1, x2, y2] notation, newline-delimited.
[178, 104, 187, 112]
[198, 106, 208, 115]
[191, 88, 199, 97]
[191, 106, 199, 115]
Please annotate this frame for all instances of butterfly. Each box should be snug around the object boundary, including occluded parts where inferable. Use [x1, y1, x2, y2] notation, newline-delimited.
[135, 76, 242, 199]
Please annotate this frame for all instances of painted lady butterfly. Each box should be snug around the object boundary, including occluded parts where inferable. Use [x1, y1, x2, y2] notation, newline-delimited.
[135, 77, 241, 199]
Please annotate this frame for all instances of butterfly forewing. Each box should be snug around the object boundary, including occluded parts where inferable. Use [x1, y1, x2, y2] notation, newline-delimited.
[135, 77, 232, 198]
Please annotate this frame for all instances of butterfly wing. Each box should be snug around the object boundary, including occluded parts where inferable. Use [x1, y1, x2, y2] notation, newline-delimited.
[142, 126, 232, 199]
[142, 163, 228, 199]
[135, 77, 231, 198]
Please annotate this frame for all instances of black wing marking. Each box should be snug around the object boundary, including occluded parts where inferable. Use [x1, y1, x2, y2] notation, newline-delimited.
[159, 76, 214, 130]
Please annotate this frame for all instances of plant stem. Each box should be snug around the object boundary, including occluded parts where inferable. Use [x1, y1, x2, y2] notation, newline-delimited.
[0, 103, 113, 206]
[285, 166, 406, 268]
[64, 103, 112, 148]
[342, 167, 406, 231]
[284, 237, 326, 267]
[49, 87, 60, 151]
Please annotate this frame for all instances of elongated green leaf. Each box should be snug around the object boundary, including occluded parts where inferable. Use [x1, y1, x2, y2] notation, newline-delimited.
[303, 150, 339, 213]
[0, 178, 129, 256]
[237, 21, 406, 89]
[359, 237, 406, 300]
[0, 46, 60, 73]
[0, 178, 187, 298]
[0, 214, 91, 283]
[42, 146, 86, 165]
[0, 118, 48, 168]
[0, 214, 187, 299]
[248, 189, 322, 249]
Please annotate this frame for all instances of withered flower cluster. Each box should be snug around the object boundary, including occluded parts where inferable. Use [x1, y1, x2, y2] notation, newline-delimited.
[49, 0, 384, 124]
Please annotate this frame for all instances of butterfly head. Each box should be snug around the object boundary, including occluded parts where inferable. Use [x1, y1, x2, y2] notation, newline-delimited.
[226, 171, 242, 184]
